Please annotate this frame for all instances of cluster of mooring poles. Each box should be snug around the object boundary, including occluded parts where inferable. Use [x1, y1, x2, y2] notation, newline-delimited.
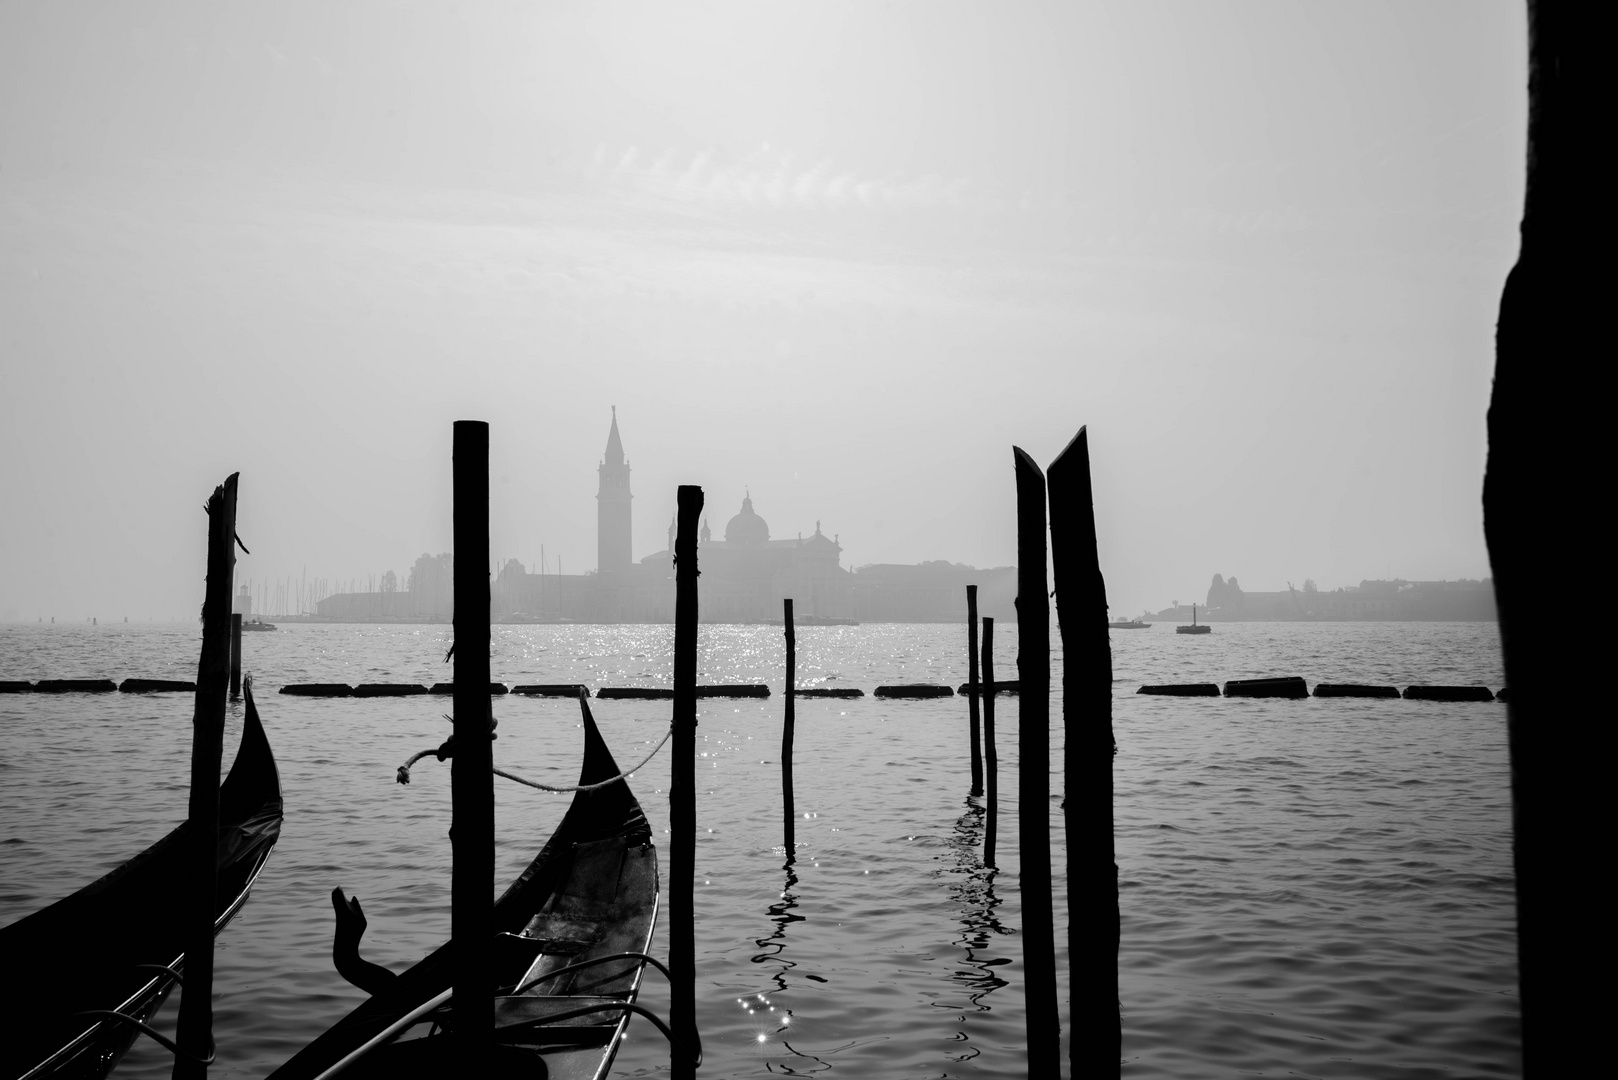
[444, 425, 705, 1075]
[954, 429, 1122, 1079]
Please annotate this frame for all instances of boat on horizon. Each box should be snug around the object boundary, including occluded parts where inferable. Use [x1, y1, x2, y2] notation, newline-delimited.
[1108, 615, 1151, 629]
[1176, 604, 1212, 635]
[241, 617, 278, 631]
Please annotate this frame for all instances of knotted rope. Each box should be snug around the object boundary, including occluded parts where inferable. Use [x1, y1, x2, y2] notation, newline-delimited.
[396, 724, 673, 793]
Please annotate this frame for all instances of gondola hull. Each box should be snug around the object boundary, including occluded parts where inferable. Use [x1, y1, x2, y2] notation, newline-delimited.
[267, 700, 658, 1080]
[0, 685, 283, 1080]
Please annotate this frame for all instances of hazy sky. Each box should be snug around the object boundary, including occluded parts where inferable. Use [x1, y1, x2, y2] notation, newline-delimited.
[0, 1, 1525, 620]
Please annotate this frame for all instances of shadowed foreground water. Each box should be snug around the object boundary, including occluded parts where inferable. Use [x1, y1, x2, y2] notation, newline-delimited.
[0, 621, 1516, 1078]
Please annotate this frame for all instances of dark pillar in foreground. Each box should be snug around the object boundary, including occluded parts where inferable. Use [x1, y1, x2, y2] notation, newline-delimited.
[1048, 427, 1121, 1076]
[172, 473, 237, 1080]
[782, 598, 797, 862]
[1484, 4, 1601, 1073]
[671, 484, 704, 1080]
[229, 613, 242, 700]
[982, 616, 998, 869]
[1013, 446, 1059, 1076]
[451, 420, 492, 1066]
[966, 584, 983, 797]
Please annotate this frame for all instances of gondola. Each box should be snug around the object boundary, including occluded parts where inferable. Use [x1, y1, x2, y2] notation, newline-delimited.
[266, 697, 662, 1080]
[0, 680, 283, 1080]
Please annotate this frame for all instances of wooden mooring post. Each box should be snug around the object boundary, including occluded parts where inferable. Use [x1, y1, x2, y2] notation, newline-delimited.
[1013, 446, 1060, 1076]
[1048, 427, 1121, 1077]
[229, 613, 242, 700]
[966, 585, 983, 797]
[782, 598, 797, 863]
[671, 484, 704, 1080]
[981, 616, 998, 869]
[172, 473, 237, 1080]
[451, 420, 493, 1068]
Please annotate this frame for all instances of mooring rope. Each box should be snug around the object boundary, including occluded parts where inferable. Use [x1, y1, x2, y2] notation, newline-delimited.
[396, 724, 673, 792]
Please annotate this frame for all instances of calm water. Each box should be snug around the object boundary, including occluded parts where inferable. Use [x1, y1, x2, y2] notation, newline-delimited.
[0, 621, 1517, 1078]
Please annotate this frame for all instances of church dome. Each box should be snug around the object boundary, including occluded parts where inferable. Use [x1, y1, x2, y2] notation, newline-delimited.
[725, 493, 770, 546]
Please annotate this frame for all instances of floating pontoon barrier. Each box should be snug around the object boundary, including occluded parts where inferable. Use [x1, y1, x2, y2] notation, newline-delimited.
[119, 678, 197, 693]
[797, 687, 865, 698]
[34, 679, 118, 693]
[507, 684, 588, 697]
[1224, 676, 1309, 699]
[698, 685, 770, 698]
[279, 683, 353, 697]
[0, 681, 33, 693]
[596, 687, 675, 700]
[429, 682, 511, 695]
[1313, 683, 1399, 698]
[873, 684, 955, 699]
[1137, 683, 1221, 696]
[351, 683, 429, 698]
[956, 680, 1021, 695]
[1404, 685, 1495, 701]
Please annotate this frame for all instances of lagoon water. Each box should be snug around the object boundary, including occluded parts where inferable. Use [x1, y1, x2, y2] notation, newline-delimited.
[0, 621, 1517, 1078]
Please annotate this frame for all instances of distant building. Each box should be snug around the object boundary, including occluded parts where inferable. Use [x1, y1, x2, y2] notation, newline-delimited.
[1162, 573, 1498, 621]
[318, 411, 1018, 623]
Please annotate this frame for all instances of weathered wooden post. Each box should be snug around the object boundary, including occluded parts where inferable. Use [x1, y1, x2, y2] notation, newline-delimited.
[172, 473, 237, 1080]
[451, 420, 493, 1067]
[1048, 427, 1121, 1077]
[1484, 4, 1601, 1072]
[966, 584, 983, 797]
[1013, 446, 1060, 1076]
[229, 613, 242, 700]
[982, 616, 998, 869]
[782, 598, 797, 863]
[671, 484, 703, 1080]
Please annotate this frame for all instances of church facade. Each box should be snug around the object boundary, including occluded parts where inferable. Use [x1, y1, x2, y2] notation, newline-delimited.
[494, 411, 856, 623]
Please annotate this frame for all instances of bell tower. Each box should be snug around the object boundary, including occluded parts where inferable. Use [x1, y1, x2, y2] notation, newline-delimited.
[596, 406, 633, 576]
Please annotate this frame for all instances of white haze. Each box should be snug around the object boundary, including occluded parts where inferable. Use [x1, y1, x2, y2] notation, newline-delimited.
[0, 1, 1524, 621]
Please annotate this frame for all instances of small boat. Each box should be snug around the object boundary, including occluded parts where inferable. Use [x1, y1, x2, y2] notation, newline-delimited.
[1175, 604, 1212, 635]
[265, 698, 662, 1080]
[0, 681, 283, 1080]
[1107, 618, 1150, 629]
[241, 618, 278, 632]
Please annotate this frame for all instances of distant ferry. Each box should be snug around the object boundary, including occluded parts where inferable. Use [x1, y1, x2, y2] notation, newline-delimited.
[1176, 604, 1212, 635]
[240, 617, 278, 631]
[1108, 617, 1151, 629]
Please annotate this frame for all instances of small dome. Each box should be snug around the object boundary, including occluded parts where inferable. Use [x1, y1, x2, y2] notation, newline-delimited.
[725, 493, 770, 546]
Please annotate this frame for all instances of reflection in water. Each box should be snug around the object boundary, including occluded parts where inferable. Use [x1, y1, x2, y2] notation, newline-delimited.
[748, 860, 831, 1074]
[935, 798, 1012, 1063]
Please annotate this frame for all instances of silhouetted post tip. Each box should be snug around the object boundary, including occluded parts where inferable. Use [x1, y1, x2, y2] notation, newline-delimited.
[1012, 446, 1060, 1075]
[173, 473, 237, 1080]
[966, 584, 982, 798]
[1048, 426, 1122, 1076]
[671, 485, 703, 1080]
[451, 420, 493, 1065]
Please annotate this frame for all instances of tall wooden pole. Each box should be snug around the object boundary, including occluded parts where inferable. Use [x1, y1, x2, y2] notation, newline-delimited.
[671, 484, 703, 1080]
[966, 584, 983, 797]
[1484, 4, 1601, 1072]
[451, 420, 492, 1067]
[782, 598, 797, 863]
[229, 613, 242, 700]
[982, 616, 998, 869]
[1013, 446, 1059, 1077]
[1048, 427, 1121, 1076]
[172, 473, 237, 1080]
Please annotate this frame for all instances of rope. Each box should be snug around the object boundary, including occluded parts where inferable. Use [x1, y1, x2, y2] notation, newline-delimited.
[396, 725, 673, 792]
[494, 726, 672, 793]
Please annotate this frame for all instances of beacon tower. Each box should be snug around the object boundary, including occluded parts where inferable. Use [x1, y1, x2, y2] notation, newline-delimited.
[596, 407, 633, 576]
